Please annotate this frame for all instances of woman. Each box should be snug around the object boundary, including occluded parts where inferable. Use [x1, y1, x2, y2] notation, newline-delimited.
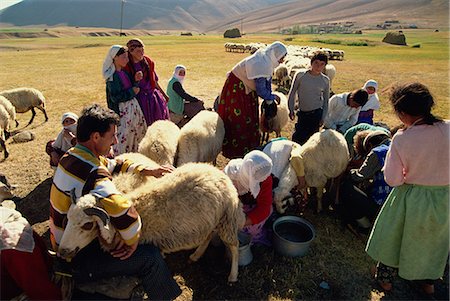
[224, 150, 274, 245]
[103, 45, 147, 155]
[217, 41, 287, 159]
[167, 64, 205, 127]
[124, 38, 169, 126]
[365, 82, 449, 296]
[357, 79, 380, 125]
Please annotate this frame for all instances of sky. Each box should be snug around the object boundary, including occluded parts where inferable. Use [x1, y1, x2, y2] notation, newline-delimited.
[0, 0, 22, 10]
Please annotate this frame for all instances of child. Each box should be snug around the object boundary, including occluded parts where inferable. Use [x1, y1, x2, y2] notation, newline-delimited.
[365, 82, 449, 296]
[357, 79, 380, 124]
[288, 51, 330, 145]
[223, 150, 273, 245]
[45, 112, 78, 168]
[167, 65, 205, 127]
[323, 88, 368, 133]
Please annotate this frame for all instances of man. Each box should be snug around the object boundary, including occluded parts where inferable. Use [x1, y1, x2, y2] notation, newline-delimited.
[323, 88, 369, 133]
[49, 104, 181, 300]
[288, 51, 330, 145]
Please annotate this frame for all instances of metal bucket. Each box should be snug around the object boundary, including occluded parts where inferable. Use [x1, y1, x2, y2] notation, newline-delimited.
[272, 216, 315, 257]
[238, 232, 253, 266]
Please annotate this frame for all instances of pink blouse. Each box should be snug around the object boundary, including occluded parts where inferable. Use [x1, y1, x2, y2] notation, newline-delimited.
[384, 121, 449, 186]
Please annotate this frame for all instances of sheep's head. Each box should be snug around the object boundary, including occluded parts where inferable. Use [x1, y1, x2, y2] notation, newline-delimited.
[261, 101, 278, 131]
[273, 164, 299, 214]
[58, 193, 116, 259]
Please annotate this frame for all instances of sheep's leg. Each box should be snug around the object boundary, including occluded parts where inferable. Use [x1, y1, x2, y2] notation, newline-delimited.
[0, 139, 8, 159]
[27, 108, 36, 126]
[223, 242, 239, 283]
[38, 106, 49, 122]
[316, 186, 324, 213]
[189, 232, 214, 262]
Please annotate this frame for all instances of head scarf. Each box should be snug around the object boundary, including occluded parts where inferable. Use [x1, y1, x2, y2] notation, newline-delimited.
[363, 130, 390, 152]
[172, 65, 186, 84]
[126, 38, 144, 49]
[363, 79, 378, 93]
[61, 112, 78, 124]
[224, 150, 273, 198]
[245, 41, 287, 80]
[0, 206, 35, 252]
[102, 45, 123, 81]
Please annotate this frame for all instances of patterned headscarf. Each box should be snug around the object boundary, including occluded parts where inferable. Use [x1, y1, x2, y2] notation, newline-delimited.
[224, 150, 273, 198]
[245, 41, 287, 80]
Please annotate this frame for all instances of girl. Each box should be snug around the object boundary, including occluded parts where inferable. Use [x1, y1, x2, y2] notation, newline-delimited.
[167, 65, 205, 127]
[124, 39, 169, 126]
[46, 112, 78, 168]
[224, 150, 274, 245]
[217, 41, 287, 159]
[365, 82, 449, 296]
[357, 79, 380, 124]
[103, 45, 147, 155]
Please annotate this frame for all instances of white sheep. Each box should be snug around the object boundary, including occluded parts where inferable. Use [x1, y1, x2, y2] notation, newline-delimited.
[0, 173, 15, 202]
[11, 130, 35, 143]
[260, 91, 289, 143]
[138, 120, 180, 166]
[0, 96, 17, 128]
[58, 162, 245, 283]
[0, 87, 48, 126]
[268, 130, 349, 213]
[176, 110, 225, 166]
[0, 104, 11, 159]
[323, 64, 336, 93]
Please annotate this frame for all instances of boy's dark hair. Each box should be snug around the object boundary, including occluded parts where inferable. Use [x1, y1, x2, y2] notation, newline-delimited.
[76, 104, 120, 142]
[351, 89, 369, 107]
[310, 51, 328, 65]
[389, 82, 441, 124]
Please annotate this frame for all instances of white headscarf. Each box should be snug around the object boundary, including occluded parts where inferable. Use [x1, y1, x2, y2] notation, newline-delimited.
[363, 79, 378, 92]
[245, 41, 287, 80]
[172, 65, 186, 84]
[224, 150, 273, 198]
[102, 45, 123, 81]
[61, 112, 78, 124]
[0, 206, 35, 252]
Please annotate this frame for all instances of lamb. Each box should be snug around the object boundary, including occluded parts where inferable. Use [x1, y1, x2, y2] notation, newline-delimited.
[176, 110, 225, 166]
[0, 87, 48, 126]
[268, 130, 349, 213]
[58, 162, 245, 283]
[138, 120, 180, 166]
[0, 96, 17, 128]
[260, 91, 289, 143]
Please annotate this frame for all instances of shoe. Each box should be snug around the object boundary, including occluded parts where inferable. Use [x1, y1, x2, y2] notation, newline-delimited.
[370, 265, 392, 292]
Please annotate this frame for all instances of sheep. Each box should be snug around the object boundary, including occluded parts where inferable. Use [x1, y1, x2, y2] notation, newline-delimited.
[58, 162, 245, 283]
[0, 87, 48, 126]
[176, 110, 225, 166]
[0, 96, 17, 128]
[323, 64, 336, 93]
[260, 91, 289, 144]
[0, 104, 11, 159]
[138, 120, 180, 166]
[269, 130, 349, 213]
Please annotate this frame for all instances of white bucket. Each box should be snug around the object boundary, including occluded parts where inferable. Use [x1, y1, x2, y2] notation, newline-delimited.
[238, 232, 253, 266]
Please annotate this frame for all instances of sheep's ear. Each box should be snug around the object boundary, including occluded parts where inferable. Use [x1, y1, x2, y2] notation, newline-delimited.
[84, 207, 110, 226]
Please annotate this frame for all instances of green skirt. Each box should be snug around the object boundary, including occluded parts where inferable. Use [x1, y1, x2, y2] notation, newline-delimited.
[365, 184, 449, 280]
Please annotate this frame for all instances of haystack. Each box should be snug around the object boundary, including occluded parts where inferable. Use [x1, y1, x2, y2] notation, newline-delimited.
[223, 28, 241, 38]
[382, 31, 407, 45]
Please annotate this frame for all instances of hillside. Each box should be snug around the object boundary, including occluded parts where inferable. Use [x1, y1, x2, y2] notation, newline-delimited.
[0, 0, 448, 33]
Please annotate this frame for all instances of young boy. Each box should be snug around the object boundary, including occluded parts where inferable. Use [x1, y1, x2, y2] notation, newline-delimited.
[45, 112, 78, 168]
[323, 89, 368, 133]
[287, 51, 330, 145]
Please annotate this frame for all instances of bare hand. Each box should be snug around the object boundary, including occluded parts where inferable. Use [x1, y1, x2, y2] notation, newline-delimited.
[132, 87, 140, 94]
[141, 165, 174, 178]
[63, 129, 75, 139]
[110, 240, 138, 260]
[135, 71, 143, 82]
[289, 112, 295, 121]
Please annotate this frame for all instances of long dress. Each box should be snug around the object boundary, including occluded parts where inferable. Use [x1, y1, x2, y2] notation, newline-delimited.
[112, 71, 147, 155]
[217, 72, 260, 159]
[132, 62, 169, 126]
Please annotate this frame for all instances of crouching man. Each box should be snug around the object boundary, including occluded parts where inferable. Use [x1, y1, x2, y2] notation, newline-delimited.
[49, 104, 181, 300]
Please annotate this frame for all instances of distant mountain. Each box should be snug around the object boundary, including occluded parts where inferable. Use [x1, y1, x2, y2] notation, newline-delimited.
[0, 0, 448, 32]
[0, 0, 291, 31]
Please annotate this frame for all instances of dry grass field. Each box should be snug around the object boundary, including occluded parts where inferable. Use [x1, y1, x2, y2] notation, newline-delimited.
[0, 28, 448, 300]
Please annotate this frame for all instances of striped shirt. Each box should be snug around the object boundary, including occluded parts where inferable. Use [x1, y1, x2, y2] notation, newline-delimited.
[49, 144, 144, 250]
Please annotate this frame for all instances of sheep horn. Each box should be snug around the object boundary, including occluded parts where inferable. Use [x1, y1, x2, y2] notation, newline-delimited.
[69, 188, 77, 204]
[83, 206, 110, 226]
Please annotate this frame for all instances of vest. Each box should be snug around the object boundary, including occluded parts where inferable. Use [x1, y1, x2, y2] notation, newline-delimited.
[371, 142, 392, 205]
[167, 77, 184, 115]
